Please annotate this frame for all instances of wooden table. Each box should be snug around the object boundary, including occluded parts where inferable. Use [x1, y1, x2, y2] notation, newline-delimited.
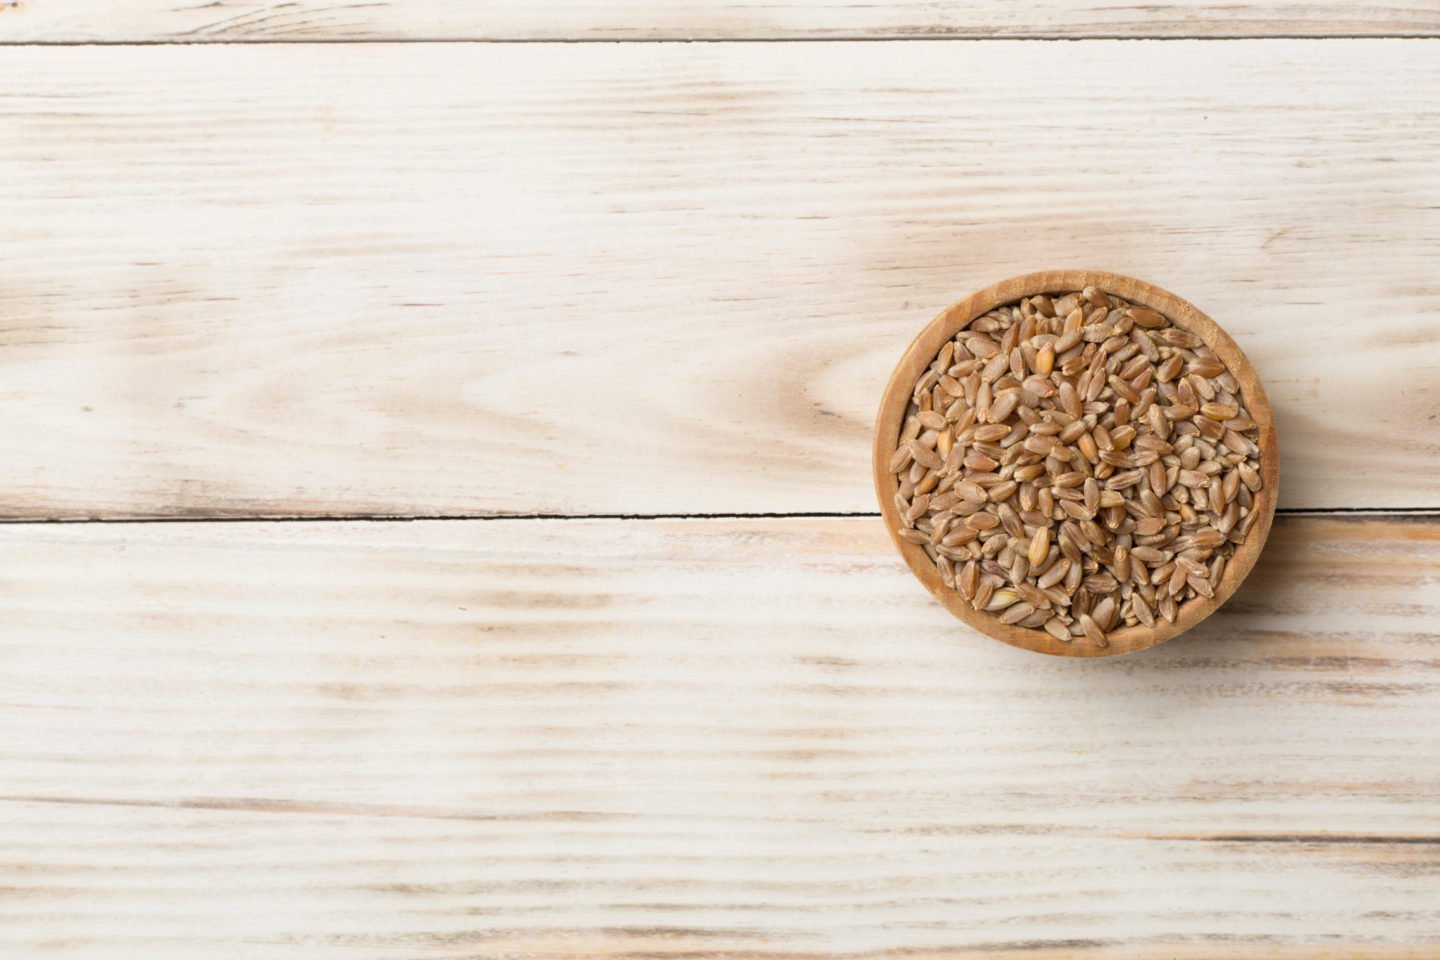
[2, 4, 1438, 957]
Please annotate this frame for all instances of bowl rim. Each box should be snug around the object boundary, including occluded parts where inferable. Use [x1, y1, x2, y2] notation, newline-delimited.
[872, 269, 1280, 658]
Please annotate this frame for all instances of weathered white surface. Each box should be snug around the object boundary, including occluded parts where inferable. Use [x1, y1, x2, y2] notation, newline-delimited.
[0, 516, 1437, 957]
[1, 0, 1437, 41]
[0, 41, 1437, 517]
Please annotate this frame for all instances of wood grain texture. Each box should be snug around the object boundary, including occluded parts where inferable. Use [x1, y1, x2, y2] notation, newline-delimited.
[1, 42, 1439, 518]
[0, 514, 1437, 957]
[3, 0, 1439, 41]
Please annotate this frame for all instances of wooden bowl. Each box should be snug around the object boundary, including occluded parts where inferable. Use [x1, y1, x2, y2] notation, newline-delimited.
[873, 270, 1279, 657]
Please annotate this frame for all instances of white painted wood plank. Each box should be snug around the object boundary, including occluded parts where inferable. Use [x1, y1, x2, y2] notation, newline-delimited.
[0, 515, 1437, 957]
[1, 42, 1438, 517]
[2, 0, 1438, 41]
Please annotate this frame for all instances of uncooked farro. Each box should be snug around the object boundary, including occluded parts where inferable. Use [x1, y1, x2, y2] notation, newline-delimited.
[890, 287, 1264, 647]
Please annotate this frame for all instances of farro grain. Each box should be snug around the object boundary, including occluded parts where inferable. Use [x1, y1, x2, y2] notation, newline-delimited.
[891, 286, 1264, 648]
[1038, 560, 1070, 590]
[999, 602, 1037, 625]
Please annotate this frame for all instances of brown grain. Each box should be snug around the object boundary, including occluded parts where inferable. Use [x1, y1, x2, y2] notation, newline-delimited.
[889, 286, 1265, 648]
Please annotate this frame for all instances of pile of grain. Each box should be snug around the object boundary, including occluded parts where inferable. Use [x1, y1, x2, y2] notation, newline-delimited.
[889, 287, 1263, 647]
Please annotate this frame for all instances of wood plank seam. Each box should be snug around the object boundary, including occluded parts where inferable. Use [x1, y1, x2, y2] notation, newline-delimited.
[4, 34, 1440, 44]
[0, 507, 1435, 526]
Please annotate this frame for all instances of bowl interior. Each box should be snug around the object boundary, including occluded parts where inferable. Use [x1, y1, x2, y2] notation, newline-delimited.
[873, 270, 1279, 657]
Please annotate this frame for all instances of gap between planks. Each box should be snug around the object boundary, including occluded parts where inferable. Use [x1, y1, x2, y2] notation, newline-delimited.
[4, 35, 1440, 45]
[0, 508, 1436, 525]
